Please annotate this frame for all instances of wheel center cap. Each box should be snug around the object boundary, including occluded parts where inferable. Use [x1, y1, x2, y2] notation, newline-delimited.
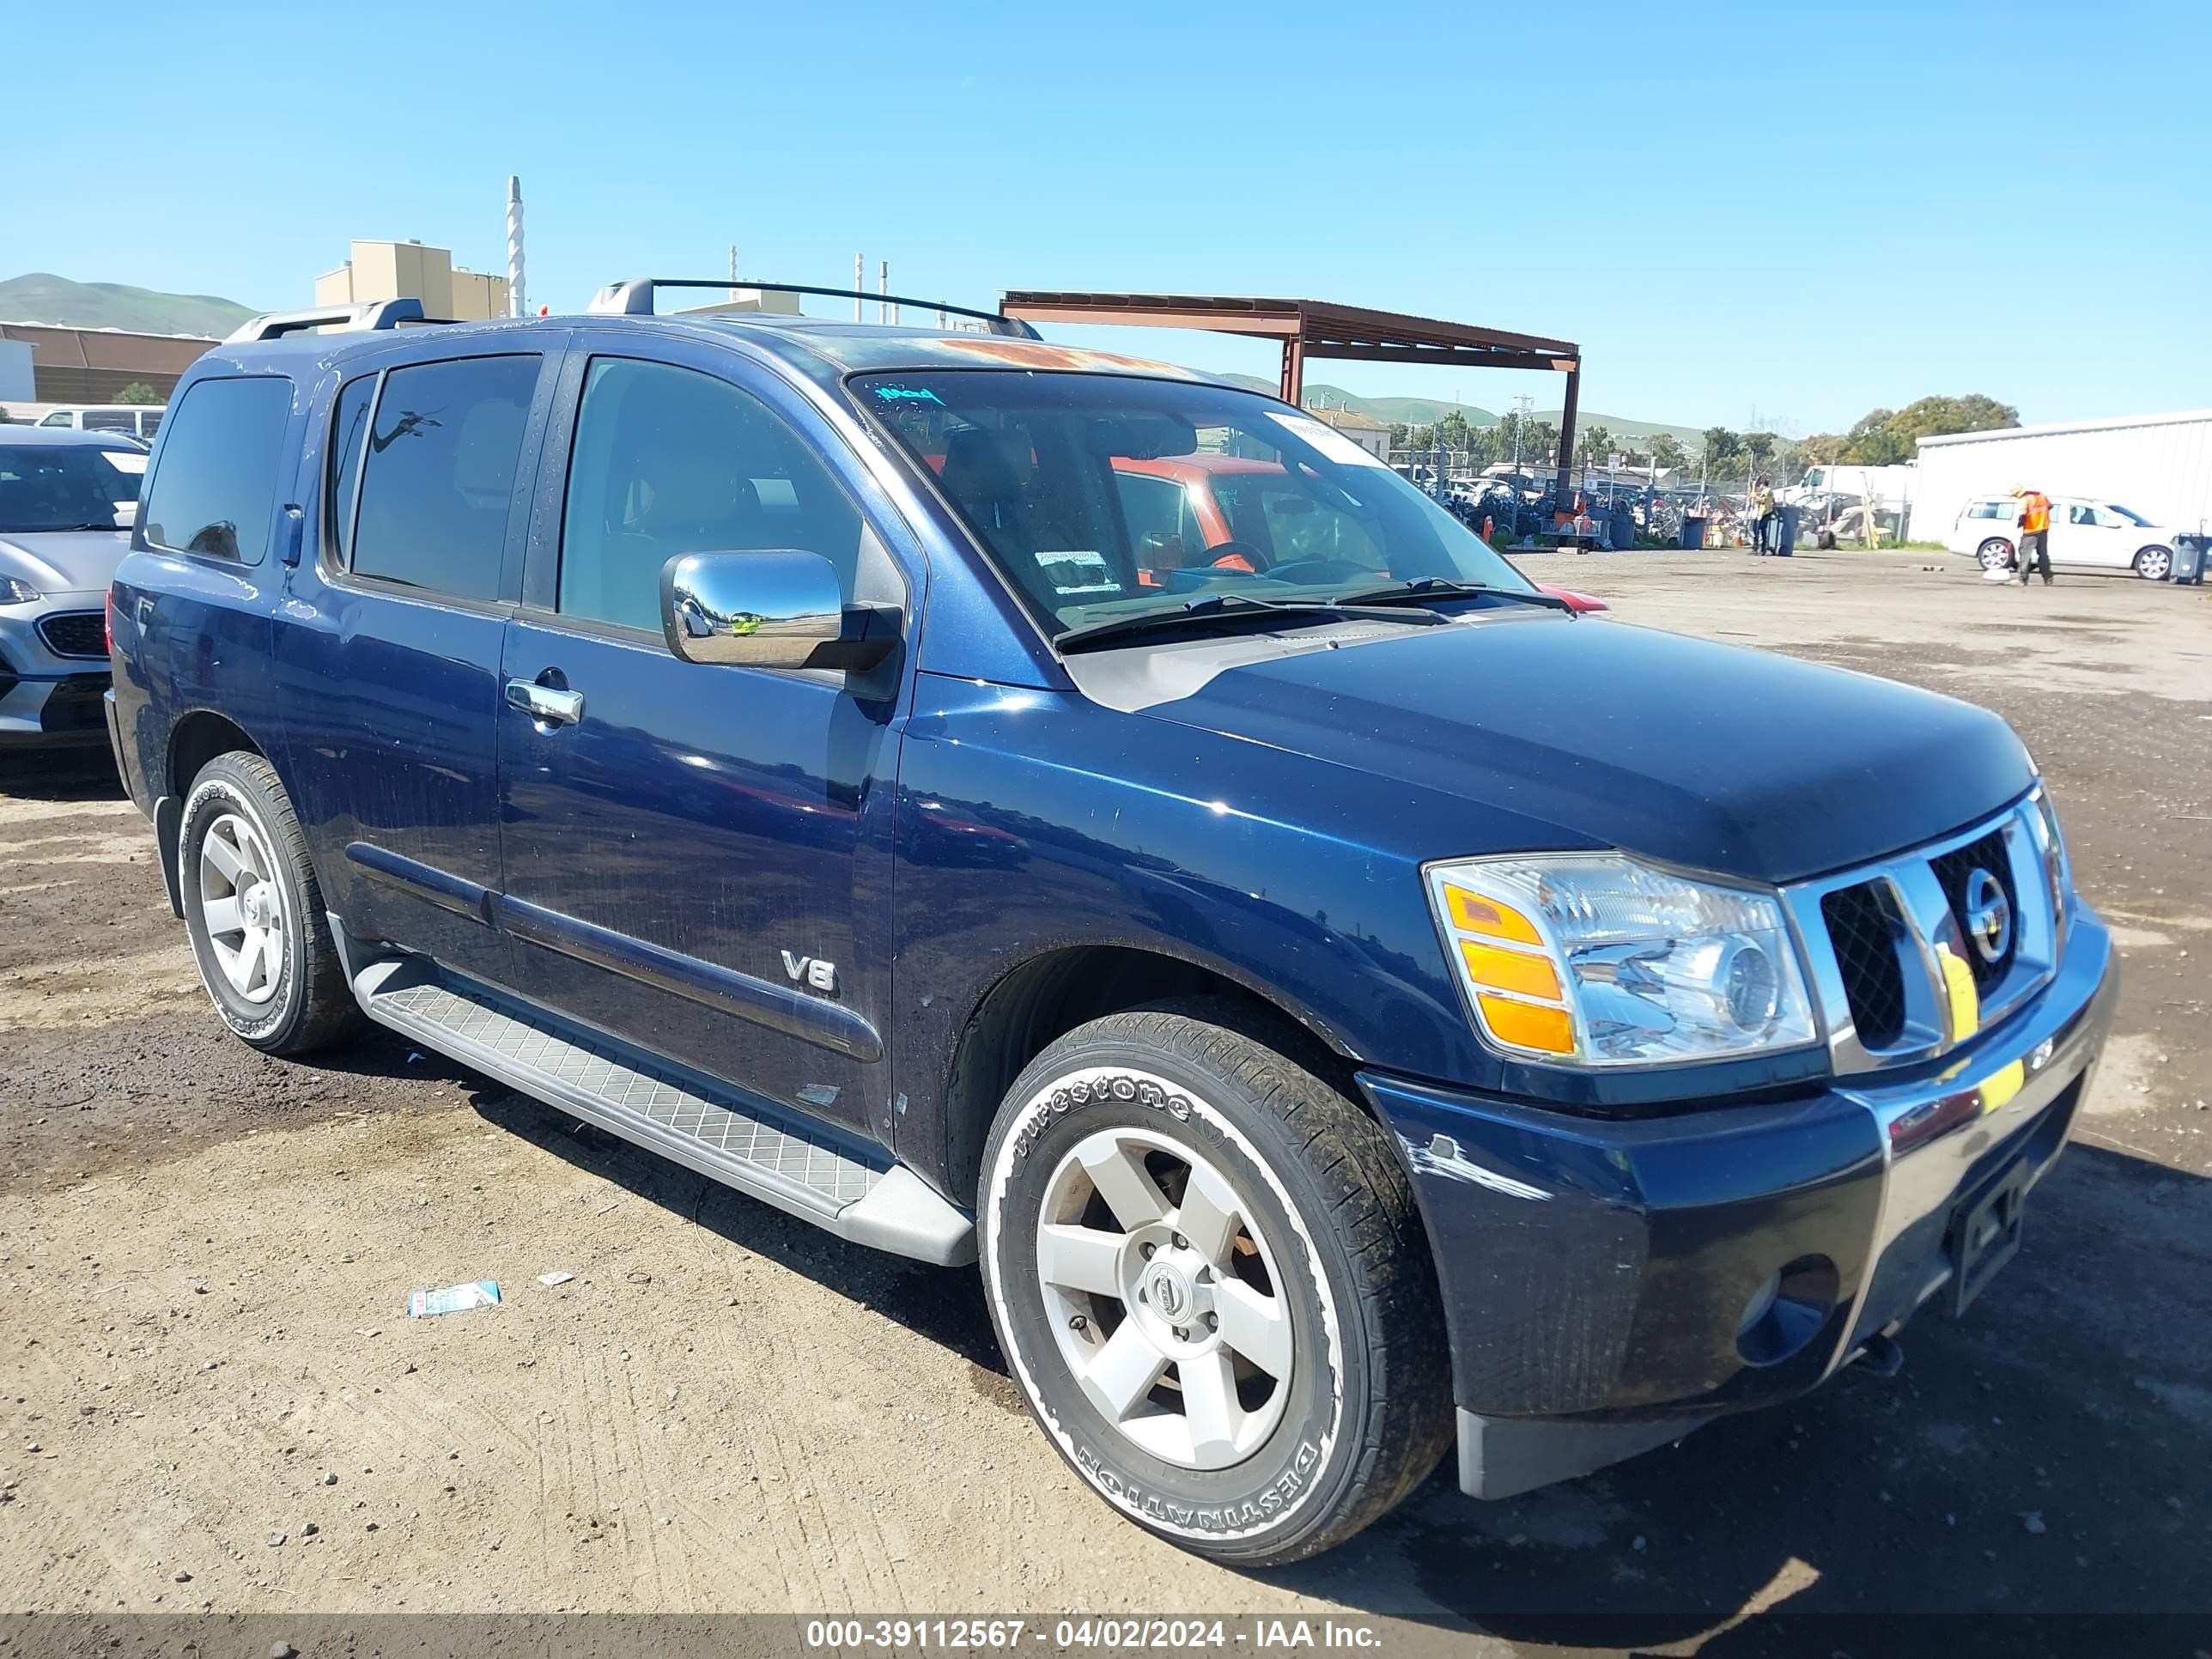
[1146, 1262, 1194, 1322]
[243, 884, 272, 927]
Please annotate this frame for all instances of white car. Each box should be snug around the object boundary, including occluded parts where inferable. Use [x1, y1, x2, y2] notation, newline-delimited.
[1948, 494, 2182, 580]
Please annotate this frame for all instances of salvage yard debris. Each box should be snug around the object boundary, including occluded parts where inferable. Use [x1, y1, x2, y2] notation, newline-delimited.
[405, 1280, 501, 1318]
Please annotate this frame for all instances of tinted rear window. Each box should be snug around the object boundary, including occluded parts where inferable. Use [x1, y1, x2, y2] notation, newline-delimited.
[142, 377, 295, 562]
[349, 355, 538, 602]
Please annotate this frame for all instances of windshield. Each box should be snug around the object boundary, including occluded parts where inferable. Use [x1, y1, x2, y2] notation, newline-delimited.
[2106, 503, 2150, 526]
[853, 371, 1534, 635]
[0, 445, 140, 532]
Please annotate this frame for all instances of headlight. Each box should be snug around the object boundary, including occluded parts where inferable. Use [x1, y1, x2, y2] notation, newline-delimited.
[0, 576, 40, 605]
[1425, 854, 1817, 1066]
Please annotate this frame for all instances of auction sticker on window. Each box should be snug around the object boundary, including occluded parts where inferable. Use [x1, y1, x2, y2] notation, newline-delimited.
[1036, 550, 1121, 596]
[1269, 410, 1389, 468]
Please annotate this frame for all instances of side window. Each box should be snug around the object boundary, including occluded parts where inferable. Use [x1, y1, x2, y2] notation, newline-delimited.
[350, 355, 538, 602]
[40, 412, 72, 427]
[326, 374, 374, 564]
[141, 376, 294, 562]
[83, 411, 133, 433]
[557, 356, 866, 632]
[2069, 504, 2097, 526]
[140, 411, 163, 439]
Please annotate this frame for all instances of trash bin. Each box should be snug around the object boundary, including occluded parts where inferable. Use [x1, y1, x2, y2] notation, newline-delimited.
[2173, 534, 2208, 586]
[1680, 514, 1709, 550]
[1608, 505, 1637, 550]
[1776, 504, 1800, 557]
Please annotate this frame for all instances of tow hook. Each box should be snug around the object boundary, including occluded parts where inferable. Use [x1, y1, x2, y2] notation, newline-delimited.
[1856, 1332, 1905, 1378]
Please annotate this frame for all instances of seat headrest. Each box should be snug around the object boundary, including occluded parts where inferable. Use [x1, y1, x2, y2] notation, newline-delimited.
[941, 427, 1024, 505]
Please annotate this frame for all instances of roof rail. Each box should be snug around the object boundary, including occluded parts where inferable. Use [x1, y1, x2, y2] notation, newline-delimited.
[222, 298, 434, 343]
[586, 278, 1040, 339]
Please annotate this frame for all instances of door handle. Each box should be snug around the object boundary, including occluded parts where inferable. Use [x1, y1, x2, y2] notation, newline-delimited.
[506, 678, 585, 726]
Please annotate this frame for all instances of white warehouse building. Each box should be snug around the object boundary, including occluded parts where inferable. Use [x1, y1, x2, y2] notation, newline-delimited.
[1910, 410, 2212, 543]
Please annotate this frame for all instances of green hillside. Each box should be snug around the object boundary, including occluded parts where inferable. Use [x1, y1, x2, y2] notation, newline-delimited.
[0, 272, 256, 337]
[1205, 368, 1700, 449]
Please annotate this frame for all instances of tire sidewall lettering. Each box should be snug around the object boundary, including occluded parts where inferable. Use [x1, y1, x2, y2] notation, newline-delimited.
[983, 1061, 1348, 1546]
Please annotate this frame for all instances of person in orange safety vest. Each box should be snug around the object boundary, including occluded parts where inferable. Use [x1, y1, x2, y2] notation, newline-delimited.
[2014, 486, 2054, 586]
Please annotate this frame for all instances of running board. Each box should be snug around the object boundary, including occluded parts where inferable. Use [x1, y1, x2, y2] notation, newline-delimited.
[350, 957, 975, 1266]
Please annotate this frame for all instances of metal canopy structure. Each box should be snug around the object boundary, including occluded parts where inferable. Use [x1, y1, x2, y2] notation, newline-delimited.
[999, 290, 1583, 502]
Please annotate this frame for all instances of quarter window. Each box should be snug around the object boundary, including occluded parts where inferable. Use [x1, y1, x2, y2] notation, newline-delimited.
[141, 376, 294, 562]
[327, 374, 374, 564]
[350, 355, 538, 601]
[557, 356, 866, 632]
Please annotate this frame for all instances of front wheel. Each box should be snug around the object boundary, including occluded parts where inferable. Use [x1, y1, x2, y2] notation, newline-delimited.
[1977, 537, 2015, 570]
[2135, 545, 2173, 581]
[977, 1004, 1451, 1566]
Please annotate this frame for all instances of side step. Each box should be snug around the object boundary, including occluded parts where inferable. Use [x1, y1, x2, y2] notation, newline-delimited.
[351, 957, 975, 1266]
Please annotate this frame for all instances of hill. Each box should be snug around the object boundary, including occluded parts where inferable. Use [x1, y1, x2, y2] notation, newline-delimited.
[1206, 369, 1700, 449]
[0, 273, 256, 337]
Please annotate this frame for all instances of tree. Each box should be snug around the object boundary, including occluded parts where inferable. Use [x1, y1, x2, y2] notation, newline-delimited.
[1701, 427, 1742, 469]
[1794, 433, 1847, 465]
[1837, 395, 2017, 465]
[1576, 424, 1613, 466]
[112, 382, 161, 405]
[1650, 433, 1688, 471]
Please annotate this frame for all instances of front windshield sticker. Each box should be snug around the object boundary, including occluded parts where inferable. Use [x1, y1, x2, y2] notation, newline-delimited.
[869, 384, 945, 406]
[1035, 550, 1121, 597]
[1270, 410, 1390, 470]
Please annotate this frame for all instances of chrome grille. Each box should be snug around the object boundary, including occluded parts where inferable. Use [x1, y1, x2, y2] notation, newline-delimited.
[1786, 794, 2062, 1075]
[1819, 883, 1907, 1050]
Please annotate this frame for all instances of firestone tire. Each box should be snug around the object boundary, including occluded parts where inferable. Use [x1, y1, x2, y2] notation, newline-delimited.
[977, 1002, 1452, 1566]
[178, 750, 364, 1056]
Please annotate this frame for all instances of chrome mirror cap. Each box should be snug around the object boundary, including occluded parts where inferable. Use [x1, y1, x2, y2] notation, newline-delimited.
[660, 550, 843, 670]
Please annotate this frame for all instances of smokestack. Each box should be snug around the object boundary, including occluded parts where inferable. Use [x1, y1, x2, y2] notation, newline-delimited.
[505, 176, 526, 319]
[728, 243, 739, 304]
[854, 253, 864, 322]
[879, 259, 890, 325]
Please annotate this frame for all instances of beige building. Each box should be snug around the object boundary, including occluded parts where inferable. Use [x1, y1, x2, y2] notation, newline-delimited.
[1309, 404, 1393, 460]
[314, 239, 510, 321]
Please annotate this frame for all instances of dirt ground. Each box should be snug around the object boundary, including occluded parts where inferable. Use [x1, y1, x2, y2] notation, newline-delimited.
[3, 550, 2208, 1651]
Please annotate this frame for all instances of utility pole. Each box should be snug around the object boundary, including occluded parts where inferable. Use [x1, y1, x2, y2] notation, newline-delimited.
[879, 259, 890, 325]
[504, 176, 526, 319]
[854, 253, 864, 322]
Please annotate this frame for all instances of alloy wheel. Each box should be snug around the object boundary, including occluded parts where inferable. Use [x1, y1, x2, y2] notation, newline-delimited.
[198, 810, 288, 1005]
[1035, 1127, 1294, 1470]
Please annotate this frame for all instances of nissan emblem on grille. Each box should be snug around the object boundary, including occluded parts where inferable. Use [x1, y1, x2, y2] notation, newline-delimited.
[1964, 866, 2012, 965]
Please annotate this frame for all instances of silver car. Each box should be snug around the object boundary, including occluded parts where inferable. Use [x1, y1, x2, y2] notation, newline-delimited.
[0, 427, 141, 749]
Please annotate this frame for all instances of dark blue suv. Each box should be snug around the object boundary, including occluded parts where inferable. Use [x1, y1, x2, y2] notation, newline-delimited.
[104, 285, 2116, 1565]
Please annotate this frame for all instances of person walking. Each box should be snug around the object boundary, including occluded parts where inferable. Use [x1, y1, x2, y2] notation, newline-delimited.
[2015, 485, 2054, 585]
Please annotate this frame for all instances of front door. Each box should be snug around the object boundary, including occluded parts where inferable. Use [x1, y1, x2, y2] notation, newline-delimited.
[497, 341, 909, 1138]
[274, 343, 556, 985]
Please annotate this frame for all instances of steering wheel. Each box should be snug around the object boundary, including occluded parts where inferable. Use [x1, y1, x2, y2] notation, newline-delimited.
[1200, 540, 1270, 574]
[1263, 559, 1376, 586]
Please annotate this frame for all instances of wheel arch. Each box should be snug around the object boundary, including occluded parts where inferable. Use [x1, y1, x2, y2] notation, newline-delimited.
[153, 709, 270, 919]
[940, 941, 1364, 1204]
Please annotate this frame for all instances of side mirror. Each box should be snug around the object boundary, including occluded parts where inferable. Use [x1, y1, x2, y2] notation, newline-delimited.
[661, 550, 885, 672]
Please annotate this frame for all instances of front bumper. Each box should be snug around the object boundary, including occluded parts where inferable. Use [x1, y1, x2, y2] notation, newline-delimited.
[0, 596, 112, 749]
[1359, 907, 2116, 1499]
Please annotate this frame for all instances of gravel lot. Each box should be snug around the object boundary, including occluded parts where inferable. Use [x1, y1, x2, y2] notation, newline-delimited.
[3, 550, 2208, 1650]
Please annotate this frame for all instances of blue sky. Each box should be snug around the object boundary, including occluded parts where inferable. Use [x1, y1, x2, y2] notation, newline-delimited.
[9, 0, 2207, 432]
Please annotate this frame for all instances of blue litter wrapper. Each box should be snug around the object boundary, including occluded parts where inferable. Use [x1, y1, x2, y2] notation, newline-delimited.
[406, 1280, 501, 1318]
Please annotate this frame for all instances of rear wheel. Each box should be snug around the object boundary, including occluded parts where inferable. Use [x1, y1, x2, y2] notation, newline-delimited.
[179, 750, 362, 1055]
[977, 1003, 1451, 1565]
[1977, 537, 2015, 571]
[2135, 545, 2172, 581]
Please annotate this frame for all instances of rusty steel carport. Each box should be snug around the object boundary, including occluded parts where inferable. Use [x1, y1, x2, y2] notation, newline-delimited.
[998, 290, 1583, 505]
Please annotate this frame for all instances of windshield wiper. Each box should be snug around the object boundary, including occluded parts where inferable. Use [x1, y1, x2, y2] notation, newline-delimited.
[1054, 590, 1449, 653]
[1326, 577, 1571, 613]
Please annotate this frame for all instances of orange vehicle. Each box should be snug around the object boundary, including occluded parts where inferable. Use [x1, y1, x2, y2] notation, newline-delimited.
[1111, 453, 1607, 611]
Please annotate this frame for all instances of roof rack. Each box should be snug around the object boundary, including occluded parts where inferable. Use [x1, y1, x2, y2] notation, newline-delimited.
[586, 278, 1040, 339]
[223, 298, 444, 343]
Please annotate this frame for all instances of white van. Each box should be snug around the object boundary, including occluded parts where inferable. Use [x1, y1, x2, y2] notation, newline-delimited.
[1948, 494, 2182, 580]
[36, 404, 165, 441]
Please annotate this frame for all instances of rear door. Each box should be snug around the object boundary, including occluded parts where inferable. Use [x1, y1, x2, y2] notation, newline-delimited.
[271, 337, 561, 986]
[2053, 501, 2123, 568]
[496, 332, 913, 1138]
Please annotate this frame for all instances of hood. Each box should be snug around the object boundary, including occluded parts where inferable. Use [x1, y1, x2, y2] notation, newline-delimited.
[0, 529, 132, 596]
[1073, 612, 2033, 884]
